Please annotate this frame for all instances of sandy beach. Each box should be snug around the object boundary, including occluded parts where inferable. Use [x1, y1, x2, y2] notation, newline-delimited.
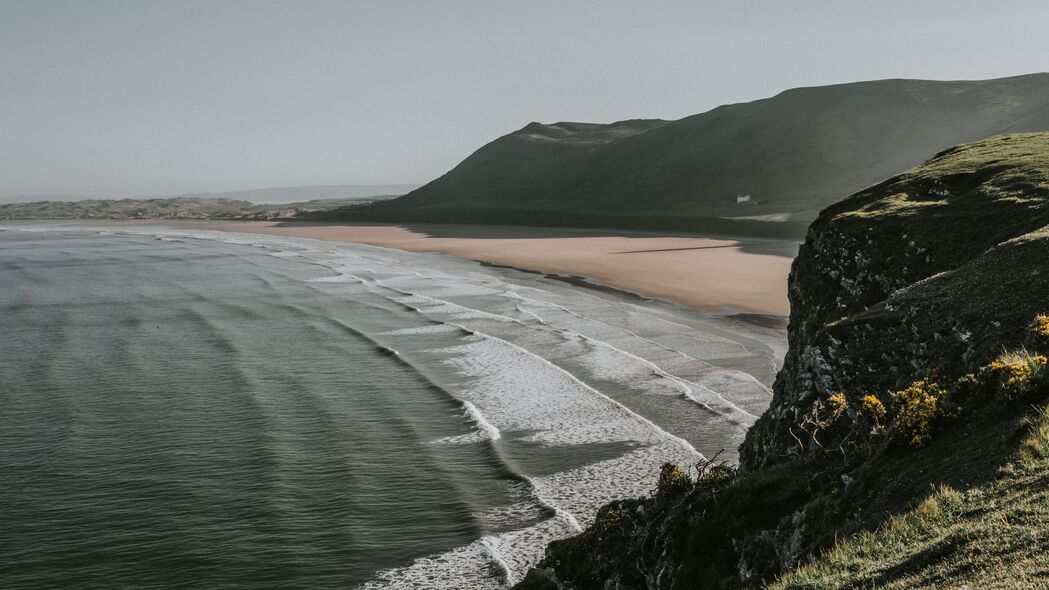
[181, 221, 796, 315]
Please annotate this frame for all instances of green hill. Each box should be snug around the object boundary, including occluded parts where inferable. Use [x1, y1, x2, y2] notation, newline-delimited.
[329, 74, 1049, 237]
[515, 133, 1049, 589]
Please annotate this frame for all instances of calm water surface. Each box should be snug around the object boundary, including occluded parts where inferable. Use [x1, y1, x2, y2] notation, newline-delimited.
[0, 225, 784, 588]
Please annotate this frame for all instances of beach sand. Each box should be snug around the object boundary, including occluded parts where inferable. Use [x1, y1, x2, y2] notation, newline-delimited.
[179, 221, 796, 315]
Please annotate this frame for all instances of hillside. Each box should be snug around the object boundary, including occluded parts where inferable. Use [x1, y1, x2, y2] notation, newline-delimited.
[515, 133, 1049, 588]
[327, 74, 1049, 237]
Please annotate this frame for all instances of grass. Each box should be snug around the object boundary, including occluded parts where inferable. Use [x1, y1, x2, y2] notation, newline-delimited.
[773, 404, 1049, 590]
[839, 192, 948, 219]
[987, 349, 1048, 400]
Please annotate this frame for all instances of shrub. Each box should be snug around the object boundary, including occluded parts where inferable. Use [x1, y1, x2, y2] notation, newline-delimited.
[1032, 314, 1049, 338]
[984, 348, 1047, 399]
[954, 372, 979, 390]
[657, 462, 691, 495]
[859, 394, 887, 437]
[826, 393, 849, 417]
[692, 452, 736, 485]
[794, 393, 852, 451]
[1027, 314, 1049, 351]
[890, 379, 950, 447]
[860, 395, 886, 417]
[586, 506, 633, 544]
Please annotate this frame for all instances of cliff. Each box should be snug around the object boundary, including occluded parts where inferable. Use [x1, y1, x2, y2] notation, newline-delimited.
[515, 133, 1049, 588]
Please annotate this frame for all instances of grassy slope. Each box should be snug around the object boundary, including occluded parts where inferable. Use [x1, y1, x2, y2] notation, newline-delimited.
[333, 74, 1049, 237]
[775, 407, 1049, 589]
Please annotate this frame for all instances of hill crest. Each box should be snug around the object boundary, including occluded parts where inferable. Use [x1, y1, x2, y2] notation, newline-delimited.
[330, 73, 1049, 237]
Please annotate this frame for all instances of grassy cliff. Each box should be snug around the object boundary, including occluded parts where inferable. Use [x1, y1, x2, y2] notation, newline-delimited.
[324, 75, 1049, 238]
[515, 133, 1049, 589]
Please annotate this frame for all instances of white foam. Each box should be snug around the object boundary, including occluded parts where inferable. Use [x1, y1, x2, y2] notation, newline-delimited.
[377, 324, 462, 336]
[430, 431, 487, 446]
[358, 541, 504, 589]
[463, 401, 501, 441]
[307, 273, 362, 283]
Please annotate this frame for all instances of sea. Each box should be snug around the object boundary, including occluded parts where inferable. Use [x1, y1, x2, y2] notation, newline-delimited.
[0, 223, 785, 588]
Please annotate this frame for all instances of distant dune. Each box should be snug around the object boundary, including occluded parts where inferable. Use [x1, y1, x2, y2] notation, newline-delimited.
[326, 74, 1049, 237]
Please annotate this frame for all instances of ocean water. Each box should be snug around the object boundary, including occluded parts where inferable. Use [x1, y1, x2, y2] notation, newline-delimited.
[0, 224, 785, 588]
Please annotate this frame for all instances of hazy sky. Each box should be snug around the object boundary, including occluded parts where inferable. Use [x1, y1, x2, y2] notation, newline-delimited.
[3, 0, 1048, 198]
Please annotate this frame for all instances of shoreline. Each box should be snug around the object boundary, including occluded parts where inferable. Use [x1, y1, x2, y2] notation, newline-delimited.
[6, 219, 796, 316]
[182, 220, 796, 315]
[2, 218, 787, 585]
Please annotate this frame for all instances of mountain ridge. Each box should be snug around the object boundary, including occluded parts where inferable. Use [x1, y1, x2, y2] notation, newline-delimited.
[327, 74, 1049, 237]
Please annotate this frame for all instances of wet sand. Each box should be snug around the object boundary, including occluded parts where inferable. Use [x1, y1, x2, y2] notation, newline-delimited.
[180, 221, 796, 315]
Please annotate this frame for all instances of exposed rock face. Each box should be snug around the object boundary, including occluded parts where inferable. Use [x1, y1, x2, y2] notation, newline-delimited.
[515, 133, 1049, 589]
[741, 133, 1049, 470]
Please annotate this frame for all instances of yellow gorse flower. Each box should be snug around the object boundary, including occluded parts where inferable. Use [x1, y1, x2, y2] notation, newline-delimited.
[891, 379, 948, 447]
[1032, 314, 1049, 338]
[987, 352, 1047, 398]
[861, 395, 887, 418]
[827, 392, 849, 417]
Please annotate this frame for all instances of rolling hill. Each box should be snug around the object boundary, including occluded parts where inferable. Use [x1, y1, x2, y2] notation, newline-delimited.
[329, 74, 1049, 237]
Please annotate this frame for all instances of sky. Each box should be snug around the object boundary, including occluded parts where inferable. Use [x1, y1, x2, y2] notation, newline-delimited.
[2, 0, 1048, 199]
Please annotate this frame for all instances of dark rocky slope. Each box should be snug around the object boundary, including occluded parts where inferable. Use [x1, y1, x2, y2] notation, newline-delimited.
[325, 74, 1049, 237]
[515, 133, 1049, 589]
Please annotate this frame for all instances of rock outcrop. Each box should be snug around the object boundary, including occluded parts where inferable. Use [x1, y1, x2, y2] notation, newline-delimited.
[515, 133, 1049, 589]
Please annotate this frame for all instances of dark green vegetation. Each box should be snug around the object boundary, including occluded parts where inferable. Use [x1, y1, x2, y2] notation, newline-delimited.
[325, 74, 1049, 238]
[0, 195, 397, 220]
[515, 133, 1049, 589]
